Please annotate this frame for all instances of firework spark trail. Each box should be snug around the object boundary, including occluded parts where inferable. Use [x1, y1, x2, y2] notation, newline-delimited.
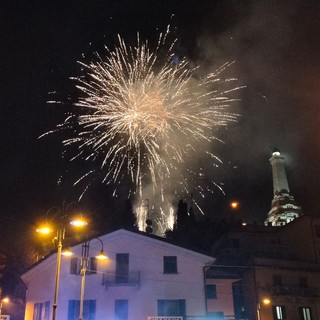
[44, 27, 243, 232]
[59, 32, 241, 194]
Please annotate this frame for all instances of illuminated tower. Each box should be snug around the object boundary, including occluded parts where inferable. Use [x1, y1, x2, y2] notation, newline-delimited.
[265, 149, 301, 226]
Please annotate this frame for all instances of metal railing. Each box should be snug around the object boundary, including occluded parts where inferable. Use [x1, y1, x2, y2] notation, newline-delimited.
[102, 270, 140, 287]
[269, 285, 318, 297]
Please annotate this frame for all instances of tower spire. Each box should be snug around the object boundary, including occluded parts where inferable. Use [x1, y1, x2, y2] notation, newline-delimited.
[265, 149, 301, 226]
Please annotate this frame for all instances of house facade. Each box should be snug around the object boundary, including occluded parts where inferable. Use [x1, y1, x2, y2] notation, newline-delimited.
[211, 220, 320, 320]
[22, 229, 236, 320]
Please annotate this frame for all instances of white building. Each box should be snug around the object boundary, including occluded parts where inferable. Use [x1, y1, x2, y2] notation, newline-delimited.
[22, 229, 236, 320]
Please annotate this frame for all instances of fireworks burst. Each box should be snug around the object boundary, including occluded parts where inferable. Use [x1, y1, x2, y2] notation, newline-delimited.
[45, 27, 243, 233]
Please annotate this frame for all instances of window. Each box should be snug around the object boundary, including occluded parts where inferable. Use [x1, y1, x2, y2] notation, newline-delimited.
[116, 253, 129, 283]
[158, 300, 186, 317]
[163, 256, 177, 274]
[33, 301, 50, 320]
[299, 307, 312, 320]
[273, 275, 282, 286]
[68, 300, 96, 320]
[272, 305, 286, 320]
[115, 300, 128, 320]
[206, 284, 217, 299]
[70, 257, 97, 275]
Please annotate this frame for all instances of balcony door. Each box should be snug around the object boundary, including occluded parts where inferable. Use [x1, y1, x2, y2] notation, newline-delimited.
[116, 253, 129, 283]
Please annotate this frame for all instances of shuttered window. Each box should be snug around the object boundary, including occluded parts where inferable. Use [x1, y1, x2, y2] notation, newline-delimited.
[115, 299, 128, 320]
[68, 300, 96, 320]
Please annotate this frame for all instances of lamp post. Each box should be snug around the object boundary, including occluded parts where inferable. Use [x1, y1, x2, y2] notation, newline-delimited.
[36, 204, 87, 320]
[51, 226, 64, 320]
[0, 288, 9, 317]
[79, 237, 107, 320]
[257, 298, 271, 320]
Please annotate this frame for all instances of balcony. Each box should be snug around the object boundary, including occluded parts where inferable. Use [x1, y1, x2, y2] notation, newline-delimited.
[268, 285, 318, 297]
[102, 270, 140, 288]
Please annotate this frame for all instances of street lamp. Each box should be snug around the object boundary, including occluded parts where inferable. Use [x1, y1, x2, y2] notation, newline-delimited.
[257, 298, 271, 320]
[36, 204, 88, 320]
[0, 296, 9, 316]
[79, 237, 108, 320]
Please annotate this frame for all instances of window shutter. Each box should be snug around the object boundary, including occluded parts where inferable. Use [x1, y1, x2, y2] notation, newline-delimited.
[115, 300, 128, 320]
[178, 300, 186, 317]
[88, 300, 96, 320]
[89, 257, 97, 275]
[70, 257, 79, 274]
[44, 301, 50, 320]
[282, 306, 286, 319]
[68, 300, 76, 320]
[272, 306, 277, 319]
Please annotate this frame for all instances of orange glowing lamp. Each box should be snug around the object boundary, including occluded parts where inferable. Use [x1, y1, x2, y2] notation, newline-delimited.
[69, 216, 88, 227]
[95, 249, 108, 260]
[230, 201, 240, 209]
[36, 222, 54, 235]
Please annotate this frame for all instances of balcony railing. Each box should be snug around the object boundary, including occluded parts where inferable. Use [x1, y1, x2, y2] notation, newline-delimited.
[268, 285, 318, 297]
[102, 270, 140, 288]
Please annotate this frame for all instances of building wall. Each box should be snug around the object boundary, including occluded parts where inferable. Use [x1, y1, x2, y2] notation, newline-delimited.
[280, 215, 320, 263]
[255, 263, 320, 320]
[212, 221, 320, 320]
[22, 230, 216, 320]
[206, 278, 235, 317]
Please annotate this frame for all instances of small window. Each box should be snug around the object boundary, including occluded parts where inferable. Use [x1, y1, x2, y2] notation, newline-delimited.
[163, 256, 177, 274]
[299, 307, 312, 320]
[272, 305, 286, 320]
[273, 275, 282, 286]
[206, 284, 217, 299]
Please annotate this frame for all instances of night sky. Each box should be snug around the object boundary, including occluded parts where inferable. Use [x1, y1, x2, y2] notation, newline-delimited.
[1, 0, 320, 241]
